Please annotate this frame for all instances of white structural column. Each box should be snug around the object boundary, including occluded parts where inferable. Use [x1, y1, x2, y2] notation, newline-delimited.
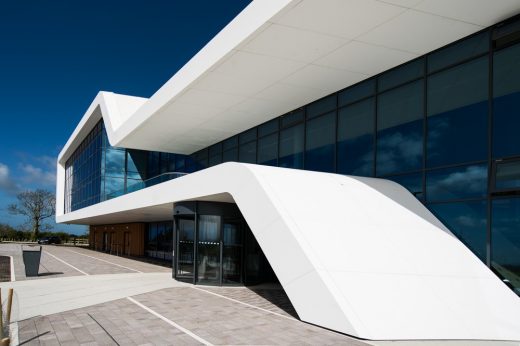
[57, 163, 520, 341]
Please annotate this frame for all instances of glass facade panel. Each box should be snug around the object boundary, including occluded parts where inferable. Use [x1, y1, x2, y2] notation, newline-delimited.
[177, 217, 195, 278]
[427, 57, 488, 167]
[257, 133, 278, 166]
[493, 43, 520, 158]
[378, 59, 424, 92]
[222, 136, 238, 151]
[388, 172, 423, 200]
[239, 128, 256, 145]
[492, 197, 520, 294]
[377, 80, 423, 176]
[307, 94, 336, 119]
[337, 98, 374, 176]
[305, 112, 335, 172]
[428, 32, 489, 73]
[338, 79, 375, 107]
[426, 164, 487, 202]
[258, 119, 278, 137]
[279, 124, 304, 169]
[223, 222, 242, 284]
[145, 221, 173, 261]
[239, 141, 256, 164]
[429, 201, 487, 262]
[495, 160, 520, 190]
[197, 215, 221, 283]
[281, 109, 304, 128]
[223, 148, 238, 162]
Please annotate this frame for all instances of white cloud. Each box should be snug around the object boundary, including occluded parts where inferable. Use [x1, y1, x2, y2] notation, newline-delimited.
[0, 163, 19, 194]
[19, 163, 56, 188]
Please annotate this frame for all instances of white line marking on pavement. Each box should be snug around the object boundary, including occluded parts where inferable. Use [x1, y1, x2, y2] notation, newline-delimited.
[192, 287, 297, 321]
[126, 296, 214, 346]
[66, 249, 143, 273]
[44, 251, 89, 276]
[9, 256, 15, 281]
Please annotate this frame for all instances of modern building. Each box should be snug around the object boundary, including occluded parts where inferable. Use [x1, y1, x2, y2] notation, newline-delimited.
[56, 0, 520, 341]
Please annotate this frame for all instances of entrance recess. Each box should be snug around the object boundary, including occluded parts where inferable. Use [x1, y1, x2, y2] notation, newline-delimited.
[173, 201, 276, 286]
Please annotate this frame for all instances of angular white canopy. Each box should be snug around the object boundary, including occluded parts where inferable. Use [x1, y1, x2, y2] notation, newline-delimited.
[58, 0, 520, 162]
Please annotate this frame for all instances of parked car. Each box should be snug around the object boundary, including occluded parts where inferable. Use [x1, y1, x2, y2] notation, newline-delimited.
[37, 236, 61, 245]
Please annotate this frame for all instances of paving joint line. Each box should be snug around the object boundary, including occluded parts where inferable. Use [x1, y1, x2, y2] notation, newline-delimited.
[88, 313, 120, 346]
[43, 251, 89, 276]
[126, 296, 214, 346]
[65, 249, 143, 273]
[192, 286, 297, 321]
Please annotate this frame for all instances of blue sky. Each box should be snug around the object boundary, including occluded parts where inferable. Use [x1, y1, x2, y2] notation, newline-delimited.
[0, 0, 251, 234]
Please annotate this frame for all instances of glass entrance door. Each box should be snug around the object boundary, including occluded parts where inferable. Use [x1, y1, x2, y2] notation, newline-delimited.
[197, 215, 221, 284]
[176, 216, 195, 281]
[222, 221, 243, 284]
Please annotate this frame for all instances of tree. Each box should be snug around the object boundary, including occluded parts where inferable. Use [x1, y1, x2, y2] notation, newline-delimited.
[8, 189, 56, 240]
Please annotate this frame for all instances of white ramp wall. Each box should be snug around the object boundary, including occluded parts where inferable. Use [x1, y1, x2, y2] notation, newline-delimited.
[57, 163, 520, 340]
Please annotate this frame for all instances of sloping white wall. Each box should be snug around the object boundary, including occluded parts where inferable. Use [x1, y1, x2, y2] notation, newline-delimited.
[57, 163, 520, 341]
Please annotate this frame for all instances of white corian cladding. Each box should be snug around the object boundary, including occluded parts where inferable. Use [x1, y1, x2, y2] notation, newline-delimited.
[57, 163, 520, 341]
[58, 0, 520, 160]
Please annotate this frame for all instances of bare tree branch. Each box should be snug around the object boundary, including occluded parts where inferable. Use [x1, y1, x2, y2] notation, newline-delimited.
[8, 189, 56, 240]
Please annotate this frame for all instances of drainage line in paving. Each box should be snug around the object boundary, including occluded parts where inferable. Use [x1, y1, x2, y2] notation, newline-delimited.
[88, 313, 120, 346]
[126, 296, 214, 346]
[65, 249, 143, 273]
[43, 251, 89, 276]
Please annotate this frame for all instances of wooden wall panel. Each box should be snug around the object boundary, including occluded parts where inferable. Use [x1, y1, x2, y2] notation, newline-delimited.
[89, 222, 145, 257]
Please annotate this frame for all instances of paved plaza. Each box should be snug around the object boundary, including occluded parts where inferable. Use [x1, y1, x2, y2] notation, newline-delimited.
[1, 243, 518, 346]
[0, 244, 369, 345]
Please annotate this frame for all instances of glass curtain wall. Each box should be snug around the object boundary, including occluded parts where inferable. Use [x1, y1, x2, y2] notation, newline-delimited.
[145, 221, 174, 261]
[65, 121, 189, 212]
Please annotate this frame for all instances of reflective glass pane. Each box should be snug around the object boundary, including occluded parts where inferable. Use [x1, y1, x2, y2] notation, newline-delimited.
[426, 164, 487, 202]
[223, 222, 242, 284]
[492, 197, 520, 294]
[427, 57, 488, 167]
[279, 124, 304, 169]
[103, 176, 125, 196]
[208, 154, 222, 167]
[223, 136, 238, 151]
[239, 141, 256, 164]
[429, 200, 487, 262]
[307, 94, 336, 119]
[258, 119, 278, 137]
[257, 133, 278, 166]
[223, 148, 238, 162]
[239, 128, 257, 145]
[197, 215, 220, 283]
[495, 160, 520, 190]
[337, 98, 374, 176]
[388, 172, 423, 200]
[281, 109, 304, 128]
[209, 143, 222, 157]
[338, 79, 375, 107]
[378, 59, 424, 92]
[428, 31, 489, 73]
[105, 148, 125, 177]
[377, 80, 424, 176]
[305, 112, 335, 172]
[177, 217, 195, 278]
[493, 43, 520, 158]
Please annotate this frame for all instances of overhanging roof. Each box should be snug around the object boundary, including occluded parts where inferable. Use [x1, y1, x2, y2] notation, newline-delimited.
[59, 0, 520, 161]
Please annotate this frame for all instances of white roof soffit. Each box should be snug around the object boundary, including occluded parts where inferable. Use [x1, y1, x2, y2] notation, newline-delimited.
[62, 0, 520, 158]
